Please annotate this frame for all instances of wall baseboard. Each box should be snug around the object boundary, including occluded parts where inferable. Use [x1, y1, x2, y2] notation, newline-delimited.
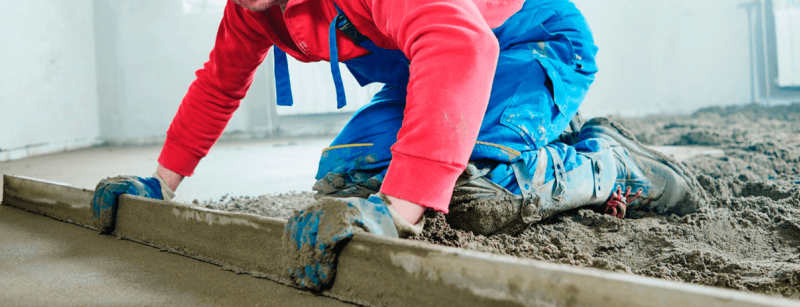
[0, 138, 103, 163]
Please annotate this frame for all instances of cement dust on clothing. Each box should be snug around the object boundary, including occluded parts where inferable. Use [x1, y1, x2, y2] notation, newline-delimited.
[0, 205, 353, 307]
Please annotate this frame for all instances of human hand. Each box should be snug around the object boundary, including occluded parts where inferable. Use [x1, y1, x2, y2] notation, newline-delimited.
[384, 194, 426, 225]
[156, 164, 184, 191]
[90, 174, 174, 233]
[282, 194, 399, 290]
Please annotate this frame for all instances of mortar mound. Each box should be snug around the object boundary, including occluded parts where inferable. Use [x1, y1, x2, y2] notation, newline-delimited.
[203, 103, 800, 299]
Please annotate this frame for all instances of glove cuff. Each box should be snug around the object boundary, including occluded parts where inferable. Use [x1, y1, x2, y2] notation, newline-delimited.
[152, 172, 176, 201]
[378, 193, 425, 238]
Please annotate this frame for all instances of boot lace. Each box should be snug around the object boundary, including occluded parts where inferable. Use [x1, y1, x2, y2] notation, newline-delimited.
[601, 186, 642, 219]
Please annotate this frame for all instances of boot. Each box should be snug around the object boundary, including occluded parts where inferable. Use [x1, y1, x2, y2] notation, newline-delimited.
[447, 144, 618, 235]
[312, 171, 382, 200]
[578, 117, 708, 216]
[446, 118, 708, 236]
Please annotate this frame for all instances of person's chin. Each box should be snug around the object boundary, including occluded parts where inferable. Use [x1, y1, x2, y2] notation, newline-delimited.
[232, 0, 274, 12]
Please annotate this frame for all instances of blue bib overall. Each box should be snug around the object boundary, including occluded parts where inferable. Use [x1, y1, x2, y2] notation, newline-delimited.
[274, 0, 605, 198]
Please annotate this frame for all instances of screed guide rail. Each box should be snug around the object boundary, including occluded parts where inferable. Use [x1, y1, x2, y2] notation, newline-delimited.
[2, 175, 797, 307]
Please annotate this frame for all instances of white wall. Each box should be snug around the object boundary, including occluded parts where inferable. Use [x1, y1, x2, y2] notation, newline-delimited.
[93, 0, 252, 145]
[773, 0, 800, 87]
[2, 0, 798, 162]
[573, 0, 800, 118]
[0, 0, 101, 161]
[84, 0, 800, 143]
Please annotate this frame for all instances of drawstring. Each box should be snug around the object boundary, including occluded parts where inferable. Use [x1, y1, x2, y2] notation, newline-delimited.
[273, 46, 294, 106]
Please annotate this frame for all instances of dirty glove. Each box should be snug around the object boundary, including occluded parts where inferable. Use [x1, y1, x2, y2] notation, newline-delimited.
[91, 172, 175, 233]
[283, 194, 401, 290]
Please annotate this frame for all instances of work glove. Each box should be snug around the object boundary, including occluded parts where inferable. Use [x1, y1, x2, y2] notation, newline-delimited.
[91, 173, 175, 233]
[282, 193, 423, 290]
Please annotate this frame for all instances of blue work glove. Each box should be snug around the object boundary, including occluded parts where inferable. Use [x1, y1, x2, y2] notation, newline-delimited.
[283, 194, 399, 290]
[91, 175, 169, 233]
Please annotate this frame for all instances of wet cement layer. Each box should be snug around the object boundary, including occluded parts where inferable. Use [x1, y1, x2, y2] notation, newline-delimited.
[412, 104, 800, 299]
[0, 205, 352, 307]
[205, 103, 800, 300]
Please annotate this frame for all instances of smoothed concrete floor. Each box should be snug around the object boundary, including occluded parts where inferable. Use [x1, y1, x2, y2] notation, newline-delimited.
[0, 139, 727, 306]
[650, 146, 725, 161]
[0, 205, 352, 307]
[0, 139, 717, 205]
[0, 137, 334, 204]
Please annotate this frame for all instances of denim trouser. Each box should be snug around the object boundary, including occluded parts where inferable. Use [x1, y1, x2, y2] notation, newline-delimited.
[315, 0, 600, 196]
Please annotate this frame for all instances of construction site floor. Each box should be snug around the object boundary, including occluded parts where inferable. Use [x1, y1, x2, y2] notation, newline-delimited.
[0, 137, 334, 203]
[0, 137, 721, 205]
[0, 204, 352, 306]
[0, 138, 732, 306]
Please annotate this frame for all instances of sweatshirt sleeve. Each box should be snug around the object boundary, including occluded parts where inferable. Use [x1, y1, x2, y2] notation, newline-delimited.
[158, 0, 272, 176]
[367, 0, 501, 212]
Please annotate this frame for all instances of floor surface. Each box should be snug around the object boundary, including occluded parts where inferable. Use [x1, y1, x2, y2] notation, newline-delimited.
[0, 138, 353, 306]
[0, 138, 728, 306]
[0, 138, 718, 205]
[0, 138, 334, 204]
[0, 205, 352, 306]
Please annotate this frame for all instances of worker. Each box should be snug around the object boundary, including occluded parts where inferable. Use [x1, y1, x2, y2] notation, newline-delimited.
[91, 0, 707, 291]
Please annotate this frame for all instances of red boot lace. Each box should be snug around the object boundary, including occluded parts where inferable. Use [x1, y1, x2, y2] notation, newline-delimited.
[601, 186, 642, 219]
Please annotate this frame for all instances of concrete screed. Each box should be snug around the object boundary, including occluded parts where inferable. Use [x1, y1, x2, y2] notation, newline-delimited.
[0, 136, 719, 205]
[0, 137, 333, 203]
[0, 137, 351, 306]
[3, 103, 800, 304]
[201, 104, 800, 300]
[0, 135, 723, 306]
[0, 144, 731, 306]
[0, 205, 352, 306]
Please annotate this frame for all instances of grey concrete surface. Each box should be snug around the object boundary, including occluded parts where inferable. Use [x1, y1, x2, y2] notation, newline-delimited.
[5, 176, 798, 307]
[0, 137, 334, 204]
[650, 146, 725, 161]
[0, 140, 717, 205]
[0, 204, 352, 307]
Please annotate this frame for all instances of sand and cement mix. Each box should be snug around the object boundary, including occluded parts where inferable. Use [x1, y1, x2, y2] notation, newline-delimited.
[202, 103, 800, 299]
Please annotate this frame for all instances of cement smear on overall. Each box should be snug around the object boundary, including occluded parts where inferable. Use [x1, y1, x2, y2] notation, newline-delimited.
[202, 103, 800, 299]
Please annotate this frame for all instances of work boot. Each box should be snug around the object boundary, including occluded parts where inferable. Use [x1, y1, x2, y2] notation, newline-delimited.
[578, 117, 708, 217]
[447, 143, 618, 236]
[446, 118, 708, 236]
[312, 171, 382, 200]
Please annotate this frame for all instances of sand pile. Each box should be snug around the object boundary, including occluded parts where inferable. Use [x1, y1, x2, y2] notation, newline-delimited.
[203, 103, 800, 299]
[615, 103, 800, 184]
[412, 178, 800, 298]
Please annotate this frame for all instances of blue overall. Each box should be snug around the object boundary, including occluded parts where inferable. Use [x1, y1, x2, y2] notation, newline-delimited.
[275, 0, 602, 196]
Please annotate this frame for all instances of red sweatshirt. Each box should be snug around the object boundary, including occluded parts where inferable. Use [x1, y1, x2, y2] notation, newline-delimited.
[159, 0, 523, 212]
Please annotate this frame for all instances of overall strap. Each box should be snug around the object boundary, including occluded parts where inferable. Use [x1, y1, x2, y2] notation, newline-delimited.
[329, 3, 403, 108]
[333, 5, 385, 54]
[274, 3, 386, 110]
[273, 47, 294, 106]
[329, 4, 348, 109]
